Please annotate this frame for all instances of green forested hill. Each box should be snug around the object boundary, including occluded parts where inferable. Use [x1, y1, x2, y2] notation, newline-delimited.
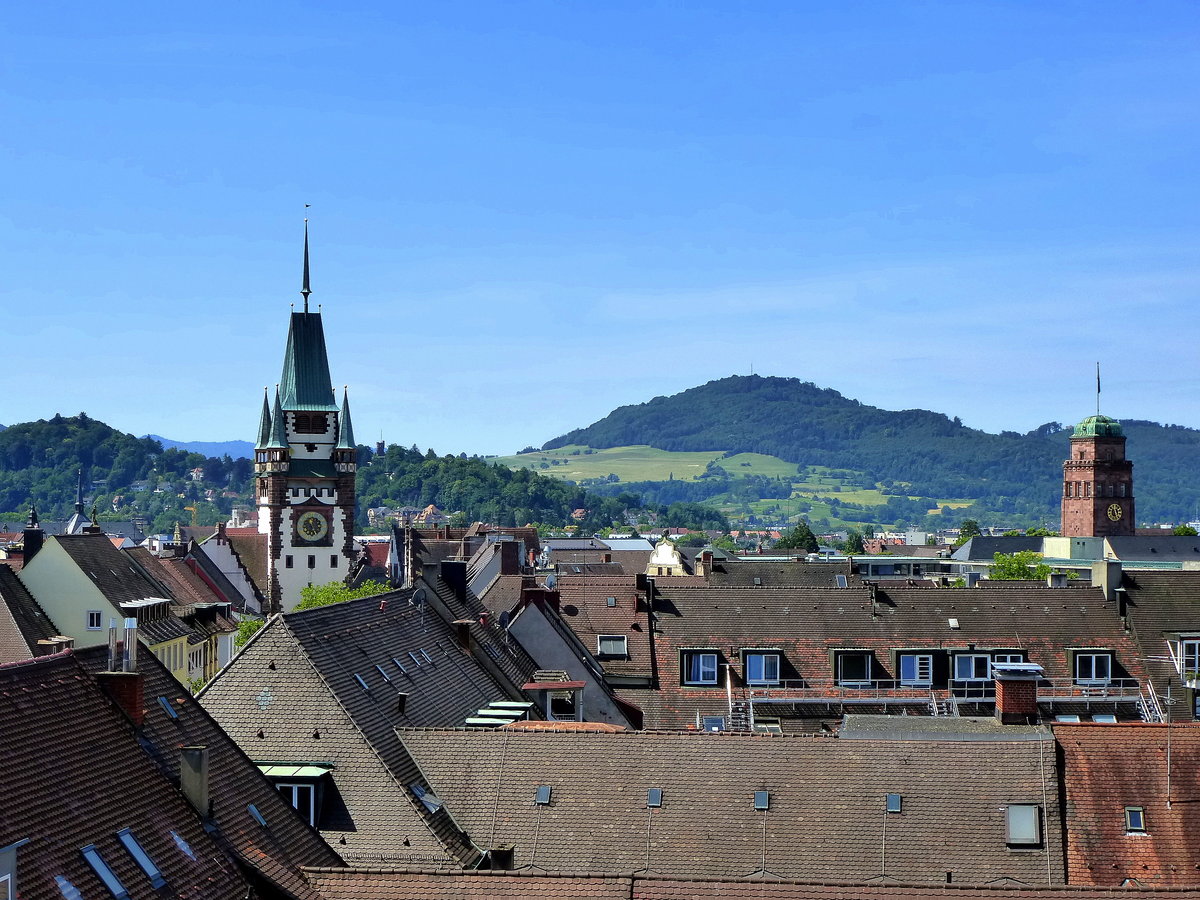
[543, 376, 1200, 525]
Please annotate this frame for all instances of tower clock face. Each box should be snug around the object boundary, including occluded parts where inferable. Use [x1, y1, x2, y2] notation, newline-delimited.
[297, 511, 330, 542]
[1106, 503, 1123, 522]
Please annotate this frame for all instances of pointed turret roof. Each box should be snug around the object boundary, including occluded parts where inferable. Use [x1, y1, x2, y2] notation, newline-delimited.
[265, 387, 288, 449]
[278, 222, 338, 412]
[336, 387, 356, 450]
[254, 388, 273, 450]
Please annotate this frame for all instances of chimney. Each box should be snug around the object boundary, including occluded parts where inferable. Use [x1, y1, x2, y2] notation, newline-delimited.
[216, 521, 228, 544]
[453, 619, 473, 652]
[1092, 559, 1123, 602]
[500, 540, 519, 575]
[441, 560, 467, 603]
[22, 506, 43, 563]
[95, 618, 143, 724]
[993, 663, 1043, 725]
[698, 550, 713, 579]
[179, 747, 211, 818]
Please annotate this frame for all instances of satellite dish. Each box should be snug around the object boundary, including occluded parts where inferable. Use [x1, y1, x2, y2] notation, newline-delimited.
[545, 573, 557, 589]
[498, 610, 511, 630]
[411, 588, 427, 607]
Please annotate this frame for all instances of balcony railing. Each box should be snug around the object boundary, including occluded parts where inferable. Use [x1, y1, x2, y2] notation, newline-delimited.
[742, 676, 1142, 705]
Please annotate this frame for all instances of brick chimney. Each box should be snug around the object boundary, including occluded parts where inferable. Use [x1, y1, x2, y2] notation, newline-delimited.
[95, 618, 144, 725]
[453, 619, 473, 652]
[993, 662, 1044, 725]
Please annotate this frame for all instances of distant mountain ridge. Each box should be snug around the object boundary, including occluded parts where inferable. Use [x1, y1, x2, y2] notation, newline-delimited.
[144, 435, 254, 459]
[543, 375, 1200, 524]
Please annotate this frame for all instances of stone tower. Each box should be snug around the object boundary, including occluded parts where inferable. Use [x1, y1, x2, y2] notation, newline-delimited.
[1060, 415, 1134, 538]
[253, 224, 358, 612]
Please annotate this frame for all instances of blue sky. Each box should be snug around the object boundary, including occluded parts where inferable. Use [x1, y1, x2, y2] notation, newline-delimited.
[3, 2, 1198, 455]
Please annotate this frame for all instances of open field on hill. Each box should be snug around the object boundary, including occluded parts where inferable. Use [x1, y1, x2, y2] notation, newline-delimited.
[493, 445, 797, 483]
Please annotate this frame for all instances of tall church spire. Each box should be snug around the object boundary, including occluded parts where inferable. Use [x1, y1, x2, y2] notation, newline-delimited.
[255, 387, 272, 450]
[301, 219, 312, 312]
[337, 387, 356, 450]
[74, 468, 85, 515]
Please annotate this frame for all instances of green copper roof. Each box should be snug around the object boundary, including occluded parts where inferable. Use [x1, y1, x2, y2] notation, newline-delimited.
[264, 387, 288, 449]
[1072, 414, 1123, 438]
[254, 389, 272, 450]
[279, 311, 338, 412]
[336, 388, 355, 450]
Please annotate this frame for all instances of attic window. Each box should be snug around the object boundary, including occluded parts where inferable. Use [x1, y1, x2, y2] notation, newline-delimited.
[948, 618, 960, 629]
[597, 635, 628, 658]
[606, 597, 616, 607]
[835, 574, 849, 588]
[753, 577, 762, 586]
[80, 845, 129, 899]
[1005, 804, 1041, 846]
[86, 610, 103, 631]
[886, 793, 902, 813]
[647, 788, 663, 808]
[247, 804, 267, 827]
[1125, 806, 1146, 833]
[754, 790, 770, 811]
[116, 829, 166, 889]
[156, 696, 179, 720]
[535, 785, 553, 805]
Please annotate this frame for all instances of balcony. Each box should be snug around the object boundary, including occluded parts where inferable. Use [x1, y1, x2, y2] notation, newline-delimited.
[745, 678, 935, 706]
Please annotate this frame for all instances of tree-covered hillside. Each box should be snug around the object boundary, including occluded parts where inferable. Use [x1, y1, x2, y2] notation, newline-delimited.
[544, 376, 1200, 524]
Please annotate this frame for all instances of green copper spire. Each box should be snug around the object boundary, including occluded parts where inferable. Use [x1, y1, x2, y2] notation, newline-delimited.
[336, 387, 356, 450]
[301, 218, 312, 312]
[265, 386, 289, 449]
[254, 388, 272, 450]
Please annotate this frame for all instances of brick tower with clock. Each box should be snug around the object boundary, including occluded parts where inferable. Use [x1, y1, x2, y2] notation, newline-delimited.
[253, 224, 358, 612]
[1060, 414, 1134, 538]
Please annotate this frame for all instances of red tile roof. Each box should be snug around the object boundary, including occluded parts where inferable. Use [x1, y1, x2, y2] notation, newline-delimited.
[1058, 722, 1200, 886]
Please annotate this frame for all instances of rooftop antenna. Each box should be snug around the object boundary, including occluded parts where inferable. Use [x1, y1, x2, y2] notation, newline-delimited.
[301, 210, 312, 313]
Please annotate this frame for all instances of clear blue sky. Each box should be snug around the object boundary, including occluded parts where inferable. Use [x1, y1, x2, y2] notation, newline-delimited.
[4, 2, 1198, 455]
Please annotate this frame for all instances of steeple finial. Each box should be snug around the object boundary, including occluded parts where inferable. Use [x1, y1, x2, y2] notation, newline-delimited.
[1096, 361, 1101, 417]
[301, 218, 312, 312]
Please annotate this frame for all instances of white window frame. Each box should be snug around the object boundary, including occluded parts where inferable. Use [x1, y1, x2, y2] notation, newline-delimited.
[1179, 639, 1200, 678]
[744, 652, 781, 686]
[1075, 652, 1112, 686]
[85, 610, 103, 631]
[837, 652, 872, 687]
[898, 653, 933, 686]
[277, 783, 316, 826]
[954, 653, 991, 682]
[993, 652, 1024, 666]
[683, 651, 718, 685]
[596, 635, 628, 658]
[1006, 804, 1042, 846]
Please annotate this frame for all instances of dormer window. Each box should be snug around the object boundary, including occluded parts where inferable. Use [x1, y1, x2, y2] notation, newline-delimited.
[1178, 639, 1200, 681]
[1074, 652, 1112, 686]
[597, 635, 628, 658]
[744, 651, 780, 686]
[682, 650, 719, 685]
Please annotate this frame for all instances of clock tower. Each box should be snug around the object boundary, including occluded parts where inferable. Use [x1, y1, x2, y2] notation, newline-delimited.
[254, 224, 358, 612]
[1060, 414, 1134, 538]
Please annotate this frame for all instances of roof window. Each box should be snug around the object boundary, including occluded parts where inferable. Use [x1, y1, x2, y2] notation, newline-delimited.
[597, 635, 628, 658]
[410, 783, 443, 813]
[247, 804, 267, 827]
[156, 696, 178, 720]
[753, 577, 762, 586]
[353, 674, 369, 692]
[647, 788, 663, 808]
[116, 829, 165, 889]
[949, 617, 960, 629]
[80, 845, 129, 899]
[375, 664, 392, 683]
[409, 651, 423, 667]
[886, 793, 902, 813]
[754, 790, 770, 811]
[606, 596, 616, 607]
[535, 785, 553, 805]
[170, 831, 195, 861]
[1005, 804, 1041, 846]
[1125, 806, 1146, 833]
[55, 876, 83, 900]
[835, 574, 849, 588]
[421, 649, 433, 663]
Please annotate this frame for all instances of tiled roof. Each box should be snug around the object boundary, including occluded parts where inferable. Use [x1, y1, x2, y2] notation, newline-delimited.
[557, 575, 651, 680]
[74, 645, 343, 898]
[1058, 723, 1200, 886]
[617, 582, 1144, 730]
[225, 530, 270, 598]
[0, 564, 58, 661]
[1123, 570, 1200, 721]
[53, 533, 164, 607]
[302, 869, 1200, 899]
[200, 588, 536, 866]
[397, 729, 1066, 885]
[279, 310, 339, 411]
[0, 652, 250, 898]
[1107, 536, 1200, 562]
[477, 573, 526, 616]
[952, 537, 1044, 561]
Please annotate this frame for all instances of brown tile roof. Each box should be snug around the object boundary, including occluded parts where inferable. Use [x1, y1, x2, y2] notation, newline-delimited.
[74, 645, 343, 899]
[618, 582, 1145, 730]
[305, 867, 632, 898]
[200, 588, 539, 866]
[1122, 571, 1200, 721]
[225, 530, 270, 598]
[0, 652, 250, 898]
[477, 573, 526, 616]
[0, 565, 58, 662]
[705, 559, 859, 588]
[557, 575, 651, 680]
[397, 729, 1066, 885]
[1058, 723, 1200, 887]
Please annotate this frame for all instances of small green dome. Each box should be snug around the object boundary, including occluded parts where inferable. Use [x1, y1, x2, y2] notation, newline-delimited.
[1073, 414, 1123, 437]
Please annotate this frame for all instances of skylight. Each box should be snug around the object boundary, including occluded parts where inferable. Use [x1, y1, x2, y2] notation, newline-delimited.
[647, 788, 663, 808]
[353, 674, 369, 691]
[170, 831, 196, 861]
[248, 804, 267, 827]
[116, 829, 166, 889]
[421, 649, 433, 663]
[535, 785, 553, 805]
[949, 618, 960, 629]
[80, 845, 129, 899]
[754, 790, 769, 811]
[606, 596, 616, 607]
[375, 664, 392, 683]
[156, 696, 178, 720]
[409, 651, 422, 667]
[886, 793, 902, 813]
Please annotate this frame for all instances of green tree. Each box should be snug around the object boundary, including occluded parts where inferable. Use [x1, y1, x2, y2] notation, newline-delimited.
[234, 616, 265, 649]
[295, 580, 390, 611]
[775, 520, 819, 553]
[844, 529, 865, 554]
[1173, 524, 1199, 536]
[959, 519, 982, 542]
[990, 551, 1052, 581]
